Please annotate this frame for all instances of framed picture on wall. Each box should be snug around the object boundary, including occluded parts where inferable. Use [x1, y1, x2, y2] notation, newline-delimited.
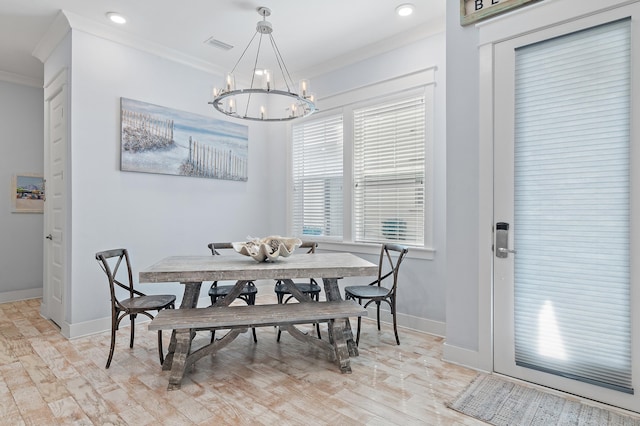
[12, 173, 44, 213]
[120, 98, 249, 181]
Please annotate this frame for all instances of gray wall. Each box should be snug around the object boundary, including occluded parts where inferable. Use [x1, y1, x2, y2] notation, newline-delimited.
[0, 80, 44, 301]
[444, 1, 483, 362]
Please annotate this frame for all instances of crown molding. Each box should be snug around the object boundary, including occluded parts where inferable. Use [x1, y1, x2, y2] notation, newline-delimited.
[32, 11, 71, 64]
[300, 19, 446, 80]
[60, 10, 225, 76]
[0, 70, 42, 88]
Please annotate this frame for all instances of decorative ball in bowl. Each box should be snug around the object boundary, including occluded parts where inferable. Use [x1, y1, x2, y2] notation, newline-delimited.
[232, 236, 302, 262]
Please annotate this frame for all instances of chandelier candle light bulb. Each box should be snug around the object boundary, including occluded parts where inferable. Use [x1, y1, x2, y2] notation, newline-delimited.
[226, 73, 235, 92]
[264, 70, 272, 91]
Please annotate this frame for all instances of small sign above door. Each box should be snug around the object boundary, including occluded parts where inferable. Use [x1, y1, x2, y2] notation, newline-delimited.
[460, 0, 542, 26]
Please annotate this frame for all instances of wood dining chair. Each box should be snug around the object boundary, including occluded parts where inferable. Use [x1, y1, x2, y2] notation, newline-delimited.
[273, 241, 322, 341]
[207, 242, 258, 342]
[95, 248, 176, 368]
[344, 243, 409, 345]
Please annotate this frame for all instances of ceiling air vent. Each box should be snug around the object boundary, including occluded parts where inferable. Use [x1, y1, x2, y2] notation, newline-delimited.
[204, 37, 234, 51]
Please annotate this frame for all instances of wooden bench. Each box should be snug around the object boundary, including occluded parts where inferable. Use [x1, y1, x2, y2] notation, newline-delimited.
[149, 300, 367, 390]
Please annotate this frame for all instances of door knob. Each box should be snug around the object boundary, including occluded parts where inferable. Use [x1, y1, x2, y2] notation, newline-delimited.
[46, 234, 52, 240]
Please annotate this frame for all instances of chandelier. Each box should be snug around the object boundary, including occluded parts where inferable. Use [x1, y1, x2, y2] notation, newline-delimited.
[209, 7, 317, 122]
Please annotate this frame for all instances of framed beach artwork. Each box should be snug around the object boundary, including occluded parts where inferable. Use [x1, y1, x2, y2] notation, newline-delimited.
[12, 173, 45, 213]
[120, 98, 249, 181]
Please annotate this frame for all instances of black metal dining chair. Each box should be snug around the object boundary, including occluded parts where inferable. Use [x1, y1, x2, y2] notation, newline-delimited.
[273, 241, 321, 341]
[207, 242, 258, 343]
[344, 243, 408, 345]
[96, 248, 176, 368]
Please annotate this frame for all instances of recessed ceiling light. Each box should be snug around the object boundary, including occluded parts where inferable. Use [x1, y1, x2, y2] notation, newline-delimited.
[396, 4, 415, 17]
[106, 12, 127, 25]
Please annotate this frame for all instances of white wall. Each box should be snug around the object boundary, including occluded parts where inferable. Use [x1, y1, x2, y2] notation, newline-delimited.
[63, 30, 284, 330]
[0, 80, 44, 302]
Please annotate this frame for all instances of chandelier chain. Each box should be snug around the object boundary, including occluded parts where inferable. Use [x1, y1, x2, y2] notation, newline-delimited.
[268, 34, 295, 93]
[230, 31, 259, 75]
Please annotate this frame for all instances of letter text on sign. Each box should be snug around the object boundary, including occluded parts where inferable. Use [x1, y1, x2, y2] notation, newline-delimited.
[461, 0, 541, 26]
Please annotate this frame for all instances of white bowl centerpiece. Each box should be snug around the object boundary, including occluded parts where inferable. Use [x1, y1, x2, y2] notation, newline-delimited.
[232, 236, 302, 262]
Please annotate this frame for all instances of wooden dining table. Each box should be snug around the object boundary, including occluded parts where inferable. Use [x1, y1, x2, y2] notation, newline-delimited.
[139, 252, 378, 386]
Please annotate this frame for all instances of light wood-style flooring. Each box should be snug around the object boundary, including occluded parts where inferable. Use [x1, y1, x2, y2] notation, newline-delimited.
[0, 297, 485, 425]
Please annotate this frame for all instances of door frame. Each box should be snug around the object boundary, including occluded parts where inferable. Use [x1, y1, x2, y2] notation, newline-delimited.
[478, 0, 640, 412]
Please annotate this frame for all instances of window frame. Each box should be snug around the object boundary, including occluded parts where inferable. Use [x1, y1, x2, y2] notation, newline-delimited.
[286, 68, 436, 259]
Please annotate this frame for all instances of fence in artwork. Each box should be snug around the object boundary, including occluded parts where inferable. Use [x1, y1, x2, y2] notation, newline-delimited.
[186, 137, 247, 181]
[122, 109, 174, 141]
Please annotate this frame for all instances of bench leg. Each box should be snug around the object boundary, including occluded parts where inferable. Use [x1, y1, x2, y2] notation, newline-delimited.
[167, 330, 192, 390]
[163, 282, 202, 371]
[166, 328, 246, 391]
[327, 319, 352, 373]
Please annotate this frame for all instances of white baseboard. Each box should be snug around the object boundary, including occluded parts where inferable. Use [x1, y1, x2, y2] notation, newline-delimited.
[0, 287, 43, 304]
[67, 315, 113, 339]
[442, 342, 490, 373]
[364, 306, 446, 337]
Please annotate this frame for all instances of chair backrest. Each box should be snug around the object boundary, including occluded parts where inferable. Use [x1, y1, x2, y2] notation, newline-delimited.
[299, 241, 317, 254]
[207, 242, 233, 256]
[209, 241, 316, 255]
[96, 248, 145, 304]
[207, 242, 255, 287]
[375, 243, 409, 293]
[271, 241, 317, 287]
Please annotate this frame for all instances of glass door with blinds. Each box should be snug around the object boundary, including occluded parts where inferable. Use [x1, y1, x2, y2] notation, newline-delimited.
[493, 5, 640, 412]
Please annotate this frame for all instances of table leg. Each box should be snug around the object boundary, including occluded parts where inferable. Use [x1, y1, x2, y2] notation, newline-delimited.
[281, 279, 314, 303]
[322, 277, 359, 357]
[162, 282, 202, 371]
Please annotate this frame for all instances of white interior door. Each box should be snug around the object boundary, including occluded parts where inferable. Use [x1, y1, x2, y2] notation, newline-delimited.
[493, 5, 640, 412]
[43, 71, 67, 329]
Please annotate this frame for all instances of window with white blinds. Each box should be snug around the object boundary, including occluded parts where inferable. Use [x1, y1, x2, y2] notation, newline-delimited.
[513, 19, 632, 392]
[353, 96, 425, 245]
[291, 114, 343, 239]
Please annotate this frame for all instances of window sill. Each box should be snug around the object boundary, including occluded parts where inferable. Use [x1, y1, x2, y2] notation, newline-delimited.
[317, 241, 435, 260]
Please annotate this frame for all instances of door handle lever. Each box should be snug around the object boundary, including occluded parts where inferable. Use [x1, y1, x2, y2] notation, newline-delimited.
[495, 222, 515, 258]
[46, 234, 53, 240]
